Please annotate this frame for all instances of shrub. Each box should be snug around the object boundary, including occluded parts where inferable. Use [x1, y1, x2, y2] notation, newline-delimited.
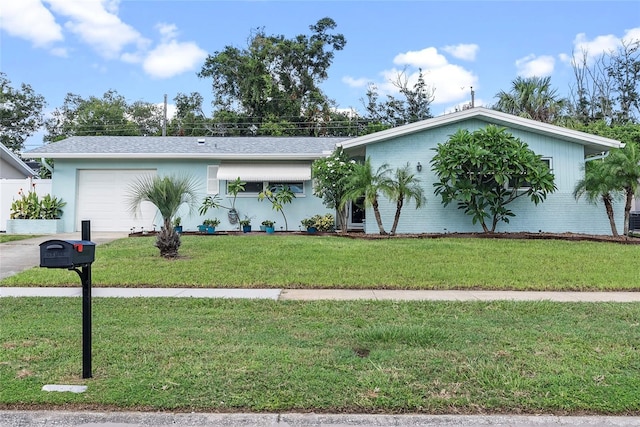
[10, 187, 66, 219]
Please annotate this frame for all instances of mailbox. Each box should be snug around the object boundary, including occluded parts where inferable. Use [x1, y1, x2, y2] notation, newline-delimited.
[40, 239, 95, 269]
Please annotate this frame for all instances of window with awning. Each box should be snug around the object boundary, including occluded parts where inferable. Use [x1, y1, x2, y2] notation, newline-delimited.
[217, 162, 312, 181]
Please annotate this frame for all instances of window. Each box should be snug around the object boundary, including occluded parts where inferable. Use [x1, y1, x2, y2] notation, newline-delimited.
[268, 181, 304, 194]
[207, 165, 219, 194]
[228, 181, 263, 195]
[508, 158, 552, 189]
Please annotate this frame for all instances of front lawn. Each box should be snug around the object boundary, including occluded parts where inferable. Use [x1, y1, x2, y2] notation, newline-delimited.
[0, 234, 40, 243]
[1, 235, 638, 291]
[1, 298, 638, 414]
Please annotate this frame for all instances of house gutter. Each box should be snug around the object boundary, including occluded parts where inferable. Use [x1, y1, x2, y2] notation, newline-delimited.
[585, 151, 610, 162]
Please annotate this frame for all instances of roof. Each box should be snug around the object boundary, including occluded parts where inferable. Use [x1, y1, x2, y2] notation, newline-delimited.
[1, 143, 36, 177]
[23, 136, 350, 160]
[339, 107, 623, 156]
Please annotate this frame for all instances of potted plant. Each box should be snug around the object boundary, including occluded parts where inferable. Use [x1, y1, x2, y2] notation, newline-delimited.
[261, 219, 276, 234]
[301, 217, 317, 234]
[202, 218, 220, 234]
[239, 218, 252, 233]
[172, 216, 183, 234]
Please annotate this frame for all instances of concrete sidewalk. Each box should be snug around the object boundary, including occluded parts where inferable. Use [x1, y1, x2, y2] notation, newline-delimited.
[2, 286, 640, 302]
[2, 410, 640, 427]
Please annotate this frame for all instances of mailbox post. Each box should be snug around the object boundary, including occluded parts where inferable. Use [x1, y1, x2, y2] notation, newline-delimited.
[39, 220, 95, 379]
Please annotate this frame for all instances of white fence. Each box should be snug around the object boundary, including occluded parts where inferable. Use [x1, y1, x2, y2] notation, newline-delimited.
[0, 178, 52, 232]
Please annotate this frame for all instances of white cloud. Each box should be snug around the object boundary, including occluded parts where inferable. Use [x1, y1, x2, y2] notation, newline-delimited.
[0, 0, 63, 47]
[352, 46, 478, 106]
[46, 0, 148, 59]
[442, 44, 479, 61]
[515, 54, 555, 77]
[50, 47, 68, 57]
[342, 76, 369, 88]
[156, 23, 179, 43]
[564, 28, 640, 67]
[623, 27, 640, 44]
[143, 40, 208, 79]
[393, 47, 448, 68]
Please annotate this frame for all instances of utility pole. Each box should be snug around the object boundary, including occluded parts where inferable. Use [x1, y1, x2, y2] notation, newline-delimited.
[162, 94, 167, 136]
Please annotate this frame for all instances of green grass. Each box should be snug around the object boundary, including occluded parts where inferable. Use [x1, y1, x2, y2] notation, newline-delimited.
[2, 235, 639, 290]
[0, 234, 40, 243]
[1, 298, 639, 414]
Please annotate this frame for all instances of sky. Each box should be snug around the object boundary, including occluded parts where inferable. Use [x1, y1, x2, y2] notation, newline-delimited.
[1, 0, 639, 150]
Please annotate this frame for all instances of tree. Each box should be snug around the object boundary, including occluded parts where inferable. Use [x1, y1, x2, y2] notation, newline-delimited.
[569, 39, 640, 124]
[198, 18, 346, 134]
[127, 174, 199, 258]
[311, 147, 357, 231]
[383, 163, 426, 235]
[45, 90, 162, 142]
[258, 185, 295, 230]
[493, 76, 566, 123]
[166, 92, 212, 136]
[341, 158, 392, 235]
[431, 125, 557, 233]
[0, 72, 46, 152]
[573, 160, 621, 236]
[361, 68, 434, 131]
[568, 121, 640, 235]
[602, 142, 640, 235]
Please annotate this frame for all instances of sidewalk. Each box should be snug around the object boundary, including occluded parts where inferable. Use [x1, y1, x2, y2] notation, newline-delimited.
[3, 287, 640, 302]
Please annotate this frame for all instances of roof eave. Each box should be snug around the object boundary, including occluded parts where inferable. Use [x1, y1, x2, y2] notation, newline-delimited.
[339, 108, 623, 151]
[22, 153, 328, 160]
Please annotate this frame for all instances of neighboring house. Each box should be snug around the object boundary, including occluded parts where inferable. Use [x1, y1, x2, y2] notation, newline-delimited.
[1, 143, 36, 179]
[1, 143, 52, 232]
[339, 107, 626, 235]
[22, 108, 629, 235]
[23, 136, 349, 232]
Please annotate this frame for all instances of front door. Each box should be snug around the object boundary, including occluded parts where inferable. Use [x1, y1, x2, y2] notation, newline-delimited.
[347, 198, 365, 231]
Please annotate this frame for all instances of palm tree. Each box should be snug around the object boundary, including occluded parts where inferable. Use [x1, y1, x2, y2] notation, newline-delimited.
[603, 142, 640, 235]
[382, 163, 426, 235]
[341, 158, 392, 235]
[493, 76, 566, 123]
[128, 174, 199, 258]
[573, 160, 622, 236]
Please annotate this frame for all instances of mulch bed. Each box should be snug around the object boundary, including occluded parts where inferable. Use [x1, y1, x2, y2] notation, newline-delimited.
[129, 230, 640, 244]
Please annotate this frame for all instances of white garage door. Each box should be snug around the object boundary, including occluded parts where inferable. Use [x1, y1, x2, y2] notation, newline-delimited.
[77, 169, 158, 232]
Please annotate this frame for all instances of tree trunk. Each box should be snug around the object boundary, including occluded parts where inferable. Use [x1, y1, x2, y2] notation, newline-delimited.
[155, 218, 181, 258]
[603, 194, 619, 237]
[390, 196, 404, 235]
[623, 188, 633, 236]
[372, 197, 387, 235]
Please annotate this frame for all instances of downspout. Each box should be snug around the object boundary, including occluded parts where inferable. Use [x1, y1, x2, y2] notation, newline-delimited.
[40, 158, 54, 174]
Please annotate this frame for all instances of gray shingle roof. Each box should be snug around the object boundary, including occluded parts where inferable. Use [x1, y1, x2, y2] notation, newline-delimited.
[24, 136, 351, 159]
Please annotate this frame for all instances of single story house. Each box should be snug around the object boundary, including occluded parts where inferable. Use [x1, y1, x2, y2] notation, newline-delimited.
[339, 107, 626, 235]
[23, 136, 349, 232]
[23, 108, 628, 235]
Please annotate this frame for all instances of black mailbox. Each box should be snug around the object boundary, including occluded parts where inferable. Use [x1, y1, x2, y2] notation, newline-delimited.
[40, 240, 96, 269]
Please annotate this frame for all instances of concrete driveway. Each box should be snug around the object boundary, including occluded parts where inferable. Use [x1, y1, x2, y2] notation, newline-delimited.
[0, 232, 128, 280]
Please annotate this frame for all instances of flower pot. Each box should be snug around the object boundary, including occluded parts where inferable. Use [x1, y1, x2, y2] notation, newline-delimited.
[306, 226, 317, 234]
[174, 225, 183, 234]
[259, 225, 267, 232]
[198, 225, 207, 233]
[242, 225, 252, 233]
[206, 226, 216, 234]
[265, 226, 275, 234]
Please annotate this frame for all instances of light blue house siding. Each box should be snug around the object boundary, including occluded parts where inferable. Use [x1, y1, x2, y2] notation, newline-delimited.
[361, 119, 624, 235]
[52, 158, 331, 233]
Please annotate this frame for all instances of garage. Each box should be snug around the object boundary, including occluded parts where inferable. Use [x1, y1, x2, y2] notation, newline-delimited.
[76, 169, 158, 232]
